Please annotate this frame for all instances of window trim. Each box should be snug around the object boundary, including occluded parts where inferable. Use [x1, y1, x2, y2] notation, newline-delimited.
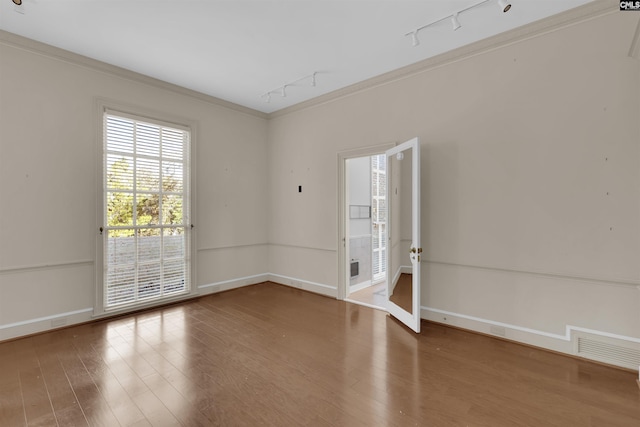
[94, 100, 197, 317]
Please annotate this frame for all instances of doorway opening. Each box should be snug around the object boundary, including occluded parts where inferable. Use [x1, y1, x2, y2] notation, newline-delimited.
[344, 153, 387, 309]
[338, 138, 421, 332]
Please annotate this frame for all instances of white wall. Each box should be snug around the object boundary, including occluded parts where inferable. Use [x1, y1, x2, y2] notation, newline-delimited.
[0, 32, 269, 340]
[267, 9, 640, 361]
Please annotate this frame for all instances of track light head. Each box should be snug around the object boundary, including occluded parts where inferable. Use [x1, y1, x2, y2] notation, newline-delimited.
[411, 31, 420, 47]
[406, 0, 511, 49]
[260, 72, 318, 102]
[451, 13, 461, 31]
[498, 0, 511, 12]
[12, 0, 22, 5]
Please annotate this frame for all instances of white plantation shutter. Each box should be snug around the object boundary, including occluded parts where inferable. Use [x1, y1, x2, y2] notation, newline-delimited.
[103, 110, 191, 309]
[372, 154, 387, 280]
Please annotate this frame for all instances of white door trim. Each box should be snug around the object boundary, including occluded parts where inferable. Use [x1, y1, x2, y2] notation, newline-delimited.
[337, 143, 395, 301]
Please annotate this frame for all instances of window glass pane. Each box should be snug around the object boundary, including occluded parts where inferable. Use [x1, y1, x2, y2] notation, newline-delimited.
[378, 154, 386, 172]
[162, 195, 183, 225]
[163, 259, 186, 294]
[106, 229, 135, 264]
[162, 161, 183, 193]
[106, 264, 136, 306]
[136, 122, 160, 157]
[138, 262, 161, 299]
[136, 193, 161, 225]
[137, 158, 160, 191]
[164, 228, 185, 259]
[106, 117, 134, 154]
[138, 229, 161, 261]
[372, 174, 378, 196]
[379, 199, 387, 222]
[107, 155, 134, 190]
[107, 192, 134, 227]
[162, 128, 184, 159]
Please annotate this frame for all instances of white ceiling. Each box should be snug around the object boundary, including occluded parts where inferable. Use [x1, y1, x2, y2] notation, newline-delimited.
[0, 0, 594, 114]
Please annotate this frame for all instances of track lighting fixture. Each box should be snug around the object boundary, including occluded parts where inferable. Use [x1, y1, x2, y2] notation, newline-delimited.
[451, 13, 461, 31]
[411, 31, 420, 47]
[498, 0, 511, 12]
[261, 72, 319, 103]
[12, 0, 22, 5]
[406, 0, 511, 47]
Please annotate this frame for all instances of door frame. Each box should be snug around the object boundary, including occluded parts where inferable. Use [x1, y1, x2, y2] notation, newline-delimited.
[337, 143, 395, 301]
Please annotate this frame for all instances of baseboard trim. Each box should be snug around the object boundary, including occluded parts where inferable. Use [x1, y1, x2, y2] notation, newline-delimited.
[267, 273, 337, 298]
[423, 306, 640, 344]
[349, 279, 372, 293]
[198, 273, 270, 295]
[0, 308, 94, 342]
[422, 306, 640, 369]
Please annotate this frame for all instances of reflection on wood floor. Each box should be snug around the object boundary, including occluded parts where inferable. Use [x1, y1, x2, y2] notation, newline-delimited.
[1, 282, 639, 426]
[389, 273, 412, 314]
[347, 274, 413, 313]
[346, 281, 387, 309]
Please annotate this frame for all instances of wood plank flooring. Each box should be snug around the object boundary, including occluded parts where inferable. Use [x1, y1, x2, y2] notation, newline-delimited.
[347, 282, 387, 309]
[1, 282, 639, 426]
[389, 273, 412, 314]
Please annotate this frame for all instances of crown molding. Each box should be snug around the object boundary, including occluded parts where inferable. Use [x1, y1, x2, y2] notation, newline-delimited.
[0, 1, 621, 121]
[269, 0, 618, 119]
[0, 29, 268, 120]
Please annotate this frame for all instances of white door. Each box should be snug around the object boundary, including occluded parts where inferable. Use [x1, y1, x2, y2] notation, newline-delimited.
[386, 137, 421, 333]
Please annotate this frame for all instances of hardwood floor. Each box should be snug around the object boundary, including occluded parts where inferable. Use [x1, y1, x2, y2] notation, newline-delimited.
[389, 273, 412, 314]
[347, 274, 412, 313]
[347, 281, 387, 309]
[1, 282, 639, 426]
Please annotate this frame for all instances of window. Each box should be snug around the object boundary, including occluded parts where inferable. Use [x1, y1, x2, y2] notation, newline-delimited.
[100, 110, 191, 311]
[371, 154, 387, 281]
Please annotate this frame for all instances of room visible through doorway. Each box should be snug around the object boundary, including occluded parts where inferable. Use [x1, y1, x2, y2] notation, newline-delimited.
[345, 154, 387, 310]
